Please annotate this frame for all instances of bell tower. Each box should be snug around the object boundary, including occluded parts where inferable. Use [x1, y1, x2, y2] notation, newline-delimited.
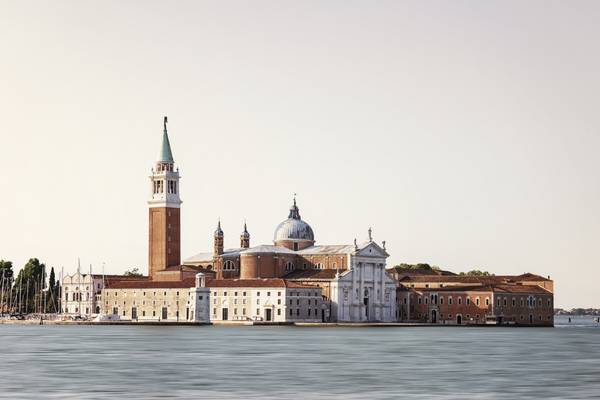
[148, 116, 182, 279]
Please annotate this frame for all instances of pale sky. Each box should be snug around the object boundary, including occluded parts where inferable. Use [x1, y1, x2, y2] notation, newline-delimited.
[1, 1, 598, 308]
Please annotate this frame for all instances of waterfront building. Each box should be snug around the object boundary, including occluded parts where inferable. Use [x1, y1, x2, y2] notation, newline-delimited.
[61, 270, 101, 315]
[396, 284, 553, 325]
[208, 279, 323, 322]
[61, 267, 142, 316]
[394, 271, 554, 325]
[101, 273, 209, 322]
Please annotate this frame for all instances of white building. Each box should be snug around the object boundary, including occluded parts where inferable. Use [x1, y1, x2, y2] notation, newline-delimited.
[329, 241, 397, 322]
[101, 273, 210, 322]
[61, 270, 104, 316]
[208, 278, 323, 322]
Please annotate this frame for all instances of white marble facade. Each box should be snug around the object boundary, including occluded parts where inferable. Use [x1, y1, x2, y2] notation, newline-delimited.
[330, 241, 397, 322]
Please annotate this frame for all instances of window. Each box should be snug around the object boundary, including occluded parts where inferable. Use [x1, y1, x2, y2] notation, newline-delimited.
[234, 292, 238, 296]
[224, 260, 235, 271]
[503, 298, 507, 306]
[213, 308, 216, 315]
[315, 263, 322, 270]
[512, 298, 516, 307]
[308, 309, 311, 316]
[458, 298, 462, 305]
[267, 292, 271, 297]
[303, 263, 307, 270]
[425, 297, 428, 305]
[418, 297, 422, 305]
[440, 296, 444, 305]
[485, 298, 490, 306]
[257, 299, 260, 305]
[289, 308, 293, 316]
[243, 292, 246, 297]
[296, 299, 300, 305]
[296, 309, 300, 316]
[448, 297, 452, 305]
[242, 308, 246, 315]
[466, 298, 471, 306]
[476, 298, 480, 306]
[277, 299, 281, 305]
[293, 243, 299, 251]
[277, 309, 281, 316]
[278, 292, 281, 296]
[223, 292, 227, 296]
[285, 262, 294, 271]
[257, 292, 260, 296]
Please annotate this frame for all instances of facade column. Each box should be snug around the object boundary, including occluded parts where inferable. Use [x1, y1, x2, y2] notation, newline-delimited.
[359, 262, 364, 321]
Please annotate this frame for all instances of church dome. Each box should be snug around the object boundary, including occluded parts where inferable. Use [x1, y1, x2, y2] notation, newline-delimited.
[274, 218, 314, 241]
[273, 198, 314, 243]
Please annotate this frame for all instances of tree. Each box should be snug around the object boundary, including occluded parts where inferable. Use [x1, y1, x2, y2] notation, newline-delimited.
[124, 267, 142, 277]
[0, 260, 14, 314]
[45, 267, 60, 313]
[459, 269, 493, 277]
[13, 258, 46, 314]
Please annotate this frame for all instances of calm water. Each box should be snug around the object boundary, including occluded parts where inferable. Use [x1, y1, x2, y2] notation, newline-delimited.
[0, 317, 599, 399]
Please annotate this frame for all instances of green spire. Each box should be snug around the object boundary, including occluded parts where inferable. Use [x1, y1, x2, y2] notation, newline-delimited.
[159, 116, 174, 163]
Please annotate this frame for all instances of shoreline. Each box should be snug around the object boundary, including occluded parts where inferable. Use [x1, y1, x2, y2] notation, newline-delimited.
[0, 319, 554, 327]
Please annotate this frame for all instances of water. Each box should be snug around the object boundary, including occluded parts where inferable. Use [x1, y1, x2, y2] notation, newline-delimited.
[0, 317, 599, 399]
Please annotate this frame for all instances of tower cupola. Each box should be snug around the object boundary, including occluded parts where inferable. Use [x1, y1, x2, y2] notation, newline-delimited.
[240, 221, 250, 249]
[214, 220, 224, 255]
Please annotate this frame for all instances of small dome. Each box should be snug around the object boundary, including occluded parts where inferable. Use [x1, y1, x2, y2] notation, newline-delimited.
[273, 197, 314, 242]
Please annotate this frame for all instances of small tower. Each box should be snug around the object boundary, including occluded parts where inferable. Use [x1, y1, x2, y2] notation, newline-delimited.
[214, 220, 224, 255]
[240, 221, 250, 249]
[148, 116, 182, 279]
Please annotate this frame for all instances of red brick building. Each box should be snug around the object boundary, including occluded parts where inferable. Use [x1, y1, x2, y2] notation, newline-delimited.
[395, 272, 554, 326]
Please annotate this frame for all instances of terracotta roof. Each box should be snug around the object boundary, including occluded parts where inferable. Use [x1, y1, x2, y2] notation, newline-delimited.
[399, 273, 552, 284]
[390, 267, 456, 277]
[206, 278, 316, 289]
[107, 278, 195, 289]
[283, 269, 342, 280]
[162, 265, 215, 274]
[492, 284, 552, 294]
[404, 284, 552, 295]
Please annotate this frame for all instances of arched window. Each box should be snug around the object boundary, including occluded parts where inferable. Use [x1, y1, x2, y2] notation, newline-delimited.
[224, 260, 235, 271]
[285, 262, 294, 271]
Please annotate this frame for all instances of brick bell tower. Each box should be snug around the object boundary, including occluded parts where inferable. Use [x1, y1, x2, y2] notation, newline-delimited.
[148, 116, 182, 279]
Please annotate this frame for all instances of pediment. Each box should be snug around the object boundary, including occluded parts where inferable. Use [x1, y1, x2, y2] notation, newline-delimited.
[356, 242, 389, 258]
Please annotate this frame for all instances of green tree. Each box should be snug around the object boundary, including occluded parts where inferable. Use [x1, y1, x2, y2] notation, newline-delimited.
[0, 260, 14, 314]
[45, 267, 60, 313]
[459, 269, 492, 276]
[124, 267, 142, 277]
[13, 258, 46, 314]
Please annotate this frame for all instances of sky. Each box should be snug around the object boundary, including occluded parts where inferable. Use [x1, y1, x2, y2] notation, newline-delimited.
[0, 1, 598, 308]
